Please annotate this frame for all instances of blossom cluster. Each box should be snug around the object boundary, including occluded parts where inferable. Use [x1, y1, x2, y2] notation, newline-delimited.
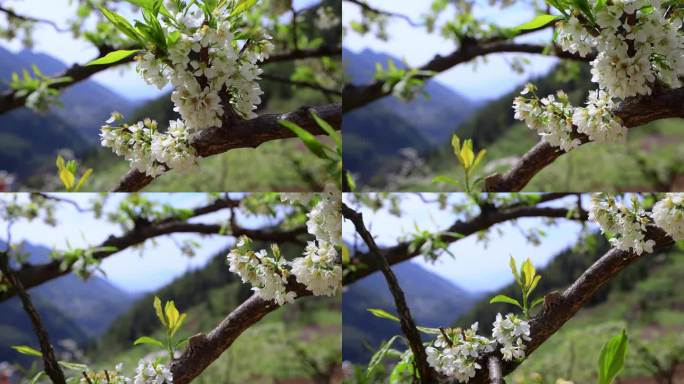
[101, 2, 273, 175]
[134, 360, 173, 384]
[426, 313, 531, 383]
[513, 84, 580, 152]
[101, 115, 196, 177]
[652, 193, 684, 241]
[227, 193, 342, 305]
[81, 361, 172, 384]
[557, 0, 683, 99]
[227, 236, 296, 305]
[589, 194, 655, 255]
[516, 1, 683, 153]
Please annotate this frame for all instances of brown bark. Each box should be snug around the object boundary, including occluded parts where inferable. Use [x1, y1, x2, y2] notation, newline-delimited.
[112, 103, 341, 192]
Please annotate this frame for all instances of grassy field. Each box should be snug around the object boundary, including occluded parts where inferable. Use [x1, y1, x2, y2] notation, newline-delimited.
[398, 118, 684, 192]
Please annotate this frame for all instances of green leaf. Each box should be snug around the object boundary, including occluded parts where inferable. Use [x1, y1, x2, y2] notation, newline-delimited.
[230, 0, 257, 17]
[134, 336, 165, 348]
[530, 296, 545, 309]
[367, 335, 399, 376]
[58, 361, 88, 371]
[74, 168, 93, 192]
[598, 330, 629, 384]
[367, 308, 400, 322]
[390, 357, 415, 383]
[489, 294, 523, 308]
[513, 14, 560, 31]
[87, 50, 140, 66]
[12, 345, 42, 357]
[528, 274, 542, 296]
[29, 371, 45, 384]
[432, 176, 461, 188]
[153, 296, 167, 327]
[59, 169, 75, 190]
[279, 120, 329, 160]
[509, 255, 521, 286]
[310, 110, 340, 147]
[99, 7, 143, 43]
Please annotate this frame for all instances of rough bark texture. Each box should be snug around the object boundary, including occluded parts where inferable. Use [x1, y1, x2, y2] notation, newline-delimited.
[343, 204, 437, 383]
[170, 278, 313, 384]
[467, 225, 675, 383]
[484, 87, 684, 192]
[344, 197, 587, 285]
[112, 103, 341, 192]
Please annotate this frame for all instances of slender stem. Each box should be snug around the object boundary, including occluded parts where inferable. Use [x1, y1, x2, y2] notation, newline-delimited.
[0, 251, 66, 384]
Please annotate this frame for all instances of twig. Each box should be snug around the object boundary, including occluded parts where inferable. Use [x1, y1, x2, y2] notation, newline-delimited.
[0, 250, 66, 384]
[342, 204, 435, 382]
[0, 5, 69, 32]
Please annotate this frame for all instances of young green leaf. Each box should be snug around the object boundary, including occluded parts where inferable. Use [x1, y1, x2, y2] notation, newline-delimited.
[87, 50, 140, 66]
[134, 336, 165, 348]
[12, 345, 42, 357]
[367, 335, 400, 376]
[154, 296, 167, 327]
[490, 294, 523, 308]
[310, 110, 341, 147]
[513, 14, 559, 31]
[279, 120, 330, 159]
[231, 0, 257, 17]
[598, 329, 629, 384]
[367, 308, 400, 322]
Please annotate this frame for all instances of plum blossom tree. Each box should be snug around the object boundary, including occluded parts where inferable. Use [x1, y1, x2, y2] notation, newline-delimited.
[342, 192, 683, 383]
[0, 192, 341, 384]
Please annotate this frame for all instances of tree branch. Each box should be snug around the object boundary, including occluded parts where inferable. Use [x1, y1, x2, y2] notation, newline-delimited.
[342, 204, 435, 382]
[0, 201, 307, 302]
[0, 5, 69, 32]
[343, 40, 592, 113]
[344, 201, 588, 285]
[468, 225, 675, 383]
[344, 0, 423, 27]
[170, 277, 313, 384]
[112, 103, 341, 192]
[484, 87, 684, 192]
[0, 251, 66, 384]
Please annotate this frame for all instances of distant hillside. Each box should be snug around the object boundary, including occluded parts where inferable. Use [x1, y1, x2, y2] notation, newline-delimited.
[342, 260, 478, 364]
[0, 46, 136, 180]
[0, 47, 136, 140]
[343, 48, 476, 183]
[0, 241, 134, 365]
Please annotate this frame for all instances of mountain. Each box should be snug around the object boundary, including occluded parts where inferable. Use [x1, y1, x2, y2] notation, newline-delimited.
[0, 47, 136, 140]
[0, 45, 136, 180]
[343, 48, 476, 183]
[342, 260, 478, 364]
[0, 241, 135, 365]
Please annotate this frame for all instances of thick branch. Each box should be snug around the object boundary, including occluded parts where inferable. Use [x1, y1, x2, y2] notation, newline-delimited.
[0, 251, 66, 384]
[469, 225, 675, 383]
[170, 278, 313, 384]
[484, 87, 684, 192]
[343, 204, 435, 383]
[0, 217, 306, 302]
[343, 40, 591, 113]
[112, 103, 341, 192]
[344, 203, 588, 285]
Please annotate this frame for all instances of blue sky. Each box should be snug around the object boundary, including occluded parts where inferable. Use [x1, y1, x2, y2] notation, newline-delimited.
[0, 0, 320, 101]
[342, 194, 596, 294]
[343, 0, 559, 100]
[0, 193, 281, 294]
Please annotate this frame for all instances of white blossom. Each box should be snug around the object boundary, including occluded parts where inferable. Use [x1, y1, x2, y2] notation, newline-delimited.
[589, 194, 656, 255]
[291, 241, 342, 296]
[572, 90, 627, 144]
[491, 313, 530, 361]
[652, 193, 684, 241]
[306, 192, 342, 245]
[134, 360, 172, 384]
